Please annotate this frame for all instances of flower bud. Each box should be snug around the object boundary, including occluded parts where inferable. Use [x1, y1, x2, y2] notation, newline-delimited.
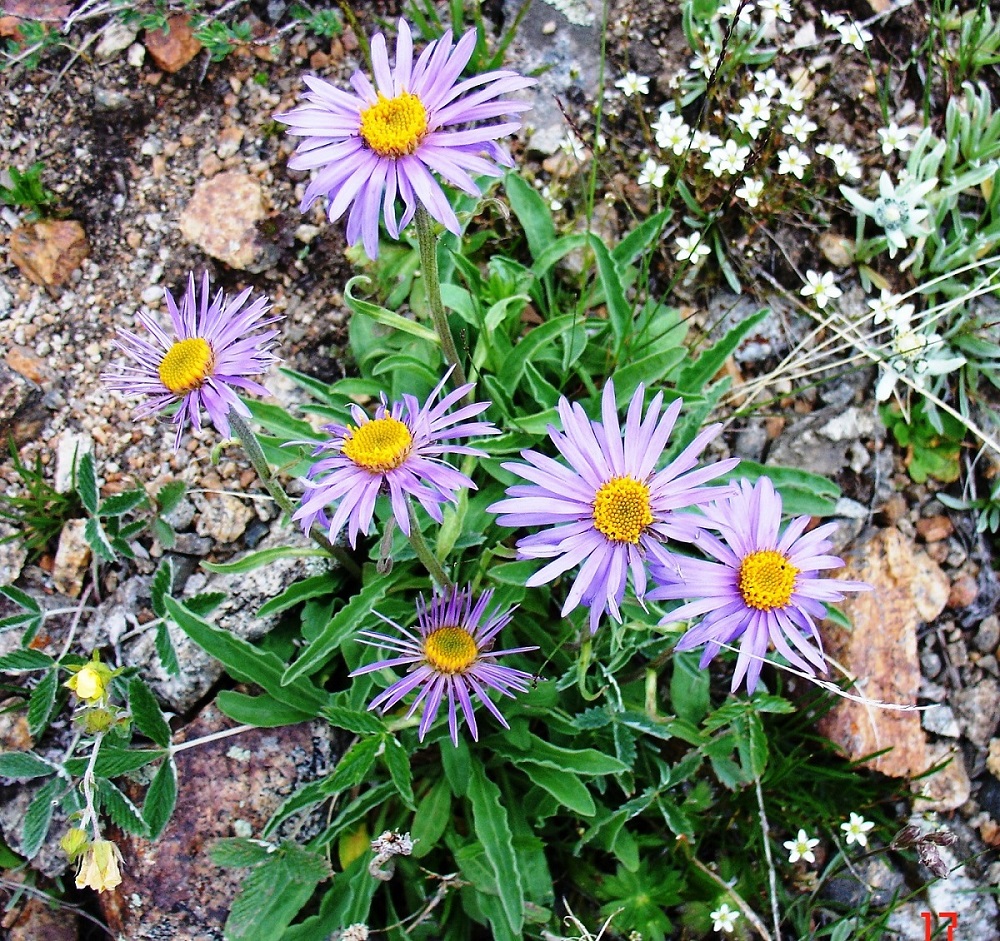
[75, 839, 124, 893]
[60, 827, 89, 861]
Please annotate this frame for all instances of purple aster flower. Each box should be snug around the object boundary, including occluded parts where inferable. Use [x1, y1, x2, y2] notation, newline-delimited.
[487, 380, 739, 633]
[102, 273, 281, 450]
[294, 372, 498, 547]
[275, 18, 535, 259]
[649, 477, 871, 693]
[351, 586, 536, 744]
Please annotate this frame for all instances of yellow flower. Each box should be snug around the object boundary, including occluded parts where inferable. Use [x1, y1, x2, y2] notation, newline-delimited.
[65, 659, 113, 703]
[60, 827, 89, 861]
[75, 839, 124, 893]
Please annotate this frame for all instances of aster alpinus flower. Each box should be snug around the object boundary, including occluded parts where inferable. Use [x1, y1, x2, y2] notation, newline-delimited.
[294, 373, 497, 547]
[351, 586, 536, 744]
[276, 19, 535, 259]
[488, 381, 738, 634]
[102, 273, 281, 450]
[650, 477, 870, 693]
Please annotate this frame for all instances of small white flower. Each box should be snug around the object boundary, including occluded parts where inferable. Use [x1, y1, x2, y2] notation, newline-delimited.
[782, 113, 818, 143]
[841, 171, 938, 257]
[778, 84, 807, 111]
[831, 147, 862, 180]
[615, 71, 650, 97]
[876, 316, 966, 401]
[638, 158, 669, 189]
[777, 144, 811, 179]
[758, 0, 792, 23]
[877, 122, 918, 155]
[784, 829, 820, 864]
[729, 110, 767, 140]
[800, 270, 842, 309]
[821, 11, 846, 30]
[837, 22, 872, 51]
[840, 813, 875, 847]
[868, 289, 914, 326]
[710, 902, 740, 934]
[739, 92, 772, 122]
[690, 47, 718, 78]
[653, 111, 691, 154]
[708, 139, 751, 176]
[690, 129, 723, 153]
[718, 0, 755, 23]
[559, 134, 588, 161]
[754, 68, 785, 97]
[735, 177, 765, 208]
[675, 231, 711, 263]
[541, 185, 564, 212]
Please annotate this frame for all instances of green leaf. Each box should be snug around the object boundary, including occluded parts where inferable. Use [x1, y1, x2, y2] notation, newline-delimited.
[212, 837, 276, 868]
[0, 751, 56, 779]
[493, 735, 630, 776]
[309, 780, 395, 850]
[505, 172, 555, 261]
[150, 558, 174, 619]
[588, 234, 631, 355]
[76, 451, 99, 515]
[467, 760, 524, 938]
[27, 669, 58, 739]
[216, 690, 314, 728]
[224, 842, 330, 941]
[155, 622, 181, 676]
[128, 677, 172, 748]
[22, 776, 62, 858]
[200, 545, 328, 575]
[612, 208, 671, 267]
[143, 757, 178, 840]
[344, 275, 440, 344]
[320, 704, 384, 735]
[165, 597, 329, 717]
[678, 308, 770, 392]
[85, 517, 116, 561]
[721, 460, 841, 517]
[282, 579, 387, 685]
[670, 650, 711, 726]
[0, 585, 41, 614]
[256, 572, 338, 618]
[97, 778, 149, 836]
[64, 747, 166, 778]
[98, 489, 148, 517]
[410, 777, 451, 858]
[0, 649, 54, 671]
[156, 479, 187, 514]
[382, 735, 415, 810]
[519, 762, 595, 816]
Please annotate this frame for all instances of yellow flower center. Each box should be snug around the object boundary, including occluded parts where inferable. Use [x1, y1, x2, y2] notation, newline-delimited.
[738, 550, 799, 610]
[593, 476, 653, 544]
[424, 626, 478, 674]
[158, 337, 214, 395]
[341, 416, 413, 473]
[359, 92, 429, 157]
[893, 329, 927, 360]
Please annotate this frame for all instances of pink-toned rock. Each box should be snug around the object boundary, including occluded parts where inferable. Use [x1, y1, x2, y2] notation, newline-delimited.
[178, 171, 278, 272]
[916, 515, 954, 543]
[9, 220, 89, 288]
[912, 741, 971, 813]
[818, 528, 949, 778]
[5, 346, 48, 385]
[144, 14, 201, 73]
[99, 704, 336, 940]
[947, 573, 978, 609]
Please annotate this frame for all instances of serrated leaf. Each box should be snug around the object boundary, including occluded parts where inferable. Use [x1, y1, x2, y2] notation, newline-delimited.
[22, 776, 62, 858]
[128, 677, 172, 747]
[76, 451, 98, 515]
[98, 489, 148, 517]
[0, 649, 54, 671]
[493, 735, 630, 776]
[64, 747, 166, 778]
[84, 517, 115, 562]
[382, 735, 414, 810]
[211, 837, 276, 868]
[97, 778, 150, 837]
[467, 760, 524, 938]
[677, 307, 770, 392]
[0, 751, 57, 779]
[156, 479, 187, 514]
[27, 669, 58, 739]
[144, 757, 177, 840]
[150, 558, 174, 619]
[224, 843, 330, 941]
[0, 585, 42, 614]
[184, 591, 227, 616]
[282, 579, 387, 684]
[321, 704, 384, 735]
[155, 622, 181, 676]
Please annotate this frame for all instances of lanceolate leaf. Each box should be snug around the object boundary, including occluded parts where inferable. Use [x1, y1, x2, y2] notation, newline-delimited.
[128, 677, 172, 748]
[144, 757, 178, 840]
[27, 668, 59, 739]
[22, 776, 63, 858]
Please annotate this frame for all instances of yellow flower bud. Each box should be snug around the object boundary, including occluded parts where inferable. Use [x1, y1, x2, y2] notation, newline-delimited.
[60, 827, 89, 861]
[65, 660, 112, 703]
[75, 839, 124, 893]
[80, 707, 116, 734]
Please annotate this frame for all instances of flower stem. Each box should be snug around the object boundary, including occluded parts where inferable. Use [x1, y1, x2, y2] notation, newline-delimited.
[227, 408, 361, 578]
[414, 205, 469, 394]
[406, 500, 452, 589]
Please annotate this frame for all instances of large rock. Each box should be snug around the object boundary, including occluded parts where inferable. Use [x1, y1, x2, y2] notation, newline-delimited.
[9, 220, 89, 288]
[818, 527, 949, 778]
[178, 172, 278, 272]
[144, 14, 201, 72]
[98, 702, 338, 940]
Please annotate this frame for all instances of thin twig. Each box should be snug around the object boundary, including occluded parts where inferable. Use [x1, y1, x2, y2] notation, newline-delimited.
[755, 777, 782, 941]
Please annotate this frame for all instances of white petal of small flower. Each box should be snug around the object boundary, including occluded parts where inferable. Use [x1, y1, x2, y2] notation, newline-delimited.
[637, 158, 669, 188]
[822, 11, 846, 29]
[800, 270, 842, 309]
[675, 231, 712, 262]
[691, 130, 723, 154]
[615, 71, 650, 97]
[710, 902, 740, 933]
[710, 139, 752, 176]
[690, 49, 718, 77]
[778, 85, 807, 111]
[868, 289, 912, 326]
[559, 135, 587, 161]
[782, 114, 818, 143]
[777, 145, 811, 179]
[831, 149, 862, 180]
[754, 68, 785, 97]
[759, 0, 792, 23]
[718, 0, 755, 23]
[877, 121, 918, 155]
[735, 178, 765, 208]
[783, 828, 821, 864]
[837, 22, 872, 51]
[840, 813, 875, 847]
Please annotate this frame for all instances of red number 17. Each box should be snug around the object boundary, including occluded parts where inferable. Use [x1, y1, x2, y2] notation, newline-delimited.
[921, 911, 958, 941]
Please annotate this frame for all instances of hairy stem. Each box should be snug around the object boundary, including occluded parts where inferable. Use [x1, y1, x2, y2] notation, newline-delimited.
[406, 500, 452, 589]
